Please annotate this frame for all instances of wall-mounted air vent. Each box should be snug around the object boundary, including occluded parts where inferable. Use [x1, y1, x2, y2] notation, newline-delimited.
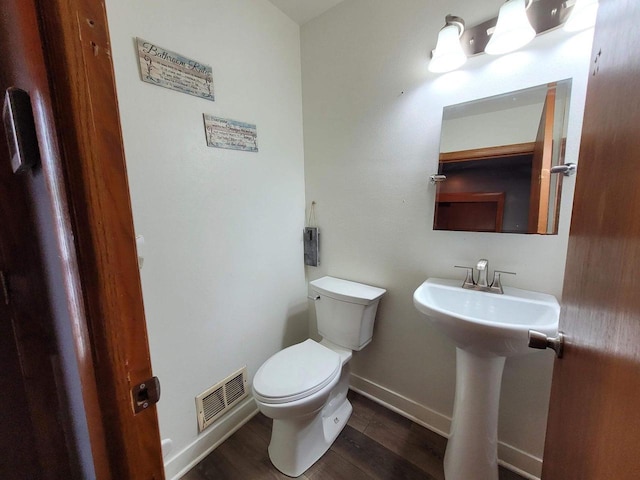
[195, 366, 248, 433]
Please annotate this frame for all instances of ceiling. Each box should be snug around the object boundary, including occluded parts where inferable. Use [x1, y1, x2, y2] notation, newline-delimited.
[268, 0, 346, 25]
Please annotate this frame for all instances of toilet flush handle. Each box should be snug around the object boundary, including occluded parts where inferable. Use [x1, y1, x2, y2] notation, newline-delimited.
[307, 295, 320, 301]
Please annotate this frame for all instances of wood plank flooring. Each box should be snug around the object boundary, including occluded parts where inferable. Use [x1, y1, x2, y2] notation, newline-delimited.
[182, 391, 526, 480]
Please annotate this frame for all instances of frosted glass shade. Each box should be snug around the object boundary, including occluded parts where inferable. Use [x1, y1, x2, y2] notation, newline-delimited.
[485, 0, 536, 55]
[428, 24, 467, 73]
[564, 0, 599, 32]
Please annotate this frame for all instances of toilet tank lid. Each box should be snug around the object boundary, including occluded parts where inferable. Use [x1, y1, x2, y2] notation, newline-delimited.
[310, 276, 386, 305]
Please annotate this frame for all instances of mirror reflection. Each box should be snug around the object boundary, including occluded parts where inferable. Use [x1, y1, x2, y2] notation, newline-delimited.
[434, 80, 572, 234]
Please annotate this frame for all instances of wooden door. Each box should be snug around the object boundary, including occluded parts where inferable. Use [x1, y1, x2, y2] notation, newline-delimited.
[528, 85, 556, 233]
[542, 1, 640, 478]
[0, 1, 101, 477]
[0, 0, 165, 478]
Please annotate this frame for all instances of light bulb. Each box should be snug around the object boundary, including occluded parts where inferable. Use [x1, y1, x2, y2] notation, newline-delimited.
[429, 23, 467, 73]
[485, 0, 536, 55]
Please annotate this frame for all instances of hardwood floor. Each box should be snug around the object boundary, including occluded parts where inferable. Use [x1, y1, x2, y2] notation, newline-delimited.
[182, 391, 526, 480]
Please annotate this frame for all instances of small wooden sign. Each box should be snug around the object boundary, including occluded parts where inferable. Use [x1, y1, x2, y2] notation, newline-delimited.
[136, 38, 214, 101]
[203, 115, 258, 152]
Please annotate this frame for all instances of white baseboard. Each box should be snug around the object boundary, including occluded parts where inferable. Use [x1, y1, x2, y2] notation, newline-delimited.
[349, 373, 451, 437]
[349, 373, 542, 480]
[497, 444, 542, 480]
[163, 396, 258, 480]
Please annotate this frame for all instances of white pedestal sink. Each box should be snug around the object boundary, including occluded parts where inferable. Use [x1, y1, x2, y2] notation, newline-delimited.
[413, 278, 560, 480]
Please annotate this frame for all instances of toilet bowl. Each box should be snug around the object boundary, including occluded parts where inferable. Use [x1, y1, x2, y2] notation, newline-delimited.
[253, 276, 385, 477]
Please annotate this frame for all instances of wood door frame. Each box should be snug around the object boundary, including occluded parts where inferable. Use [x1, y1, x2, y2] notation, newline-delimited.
[1, 0, 164, 477]
[37, 0, 165, 477]
[439, 142, 536, 163]
[528, 85, 556, 233]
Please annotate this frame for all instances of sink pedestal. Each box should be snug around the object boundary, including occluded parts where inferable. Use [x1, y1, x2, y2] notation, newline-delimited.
[444, 348, 506, 480]
[413, 278, 560, 479]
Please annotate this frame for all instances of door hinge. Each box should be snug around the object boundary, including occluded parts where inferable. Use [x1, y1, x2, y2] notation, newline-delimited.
[0, 271, 9, 305]
[131, 376, 161, 414]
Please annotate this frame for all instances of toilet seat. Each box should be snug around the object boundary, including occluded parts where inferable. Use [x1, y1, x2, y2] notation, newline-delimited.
[253, 339, 341, 404]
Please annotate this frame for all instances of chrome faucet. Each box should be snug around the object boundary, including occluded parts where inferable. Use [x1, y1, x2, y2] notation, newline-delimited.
[476, 259, 489, 287]
[454, 259, 515, 294]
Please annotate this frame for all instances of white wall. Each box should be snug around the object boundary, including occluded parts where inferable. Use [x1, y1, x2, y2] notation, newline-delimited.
[301, 0, 593, 476]
[104, 0, 307, 477]
[441, 103, 543, 152]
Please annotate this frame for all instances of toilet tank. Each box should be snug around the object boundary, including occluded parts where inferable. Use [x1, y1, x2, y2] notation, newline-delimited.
[310, 276, 386, 351]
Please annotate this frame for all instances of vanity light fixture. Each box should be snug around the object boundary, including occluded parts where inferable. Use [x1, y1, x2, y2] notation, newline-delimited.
[563, 0, 599, 32]
[485, 0, 536, 55]
[428, 0, 587, 74]
[428, 15, 467, 74]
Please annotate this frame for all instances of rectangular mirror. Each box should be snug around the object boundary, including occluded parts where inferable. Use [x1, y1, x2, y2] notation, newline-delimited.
[434, 80, 572, 234]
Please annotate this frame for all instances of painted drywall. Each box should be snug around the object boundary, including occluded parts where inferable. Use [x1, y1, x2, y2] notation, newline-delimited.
[440, 103, 543, 152]
[268, 0, 346, 25]
[104, 0, 307, 476]
[301, 0, 593, 476]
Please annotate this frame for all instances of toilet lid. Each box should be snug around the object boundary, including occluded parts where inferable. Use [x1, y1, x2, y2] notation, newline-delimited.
[253, 339, 341, 404]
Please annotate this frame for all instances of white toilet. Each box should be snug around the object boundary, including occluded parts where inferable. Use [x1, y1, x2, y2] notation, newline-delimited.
[252, 276, 386, 477]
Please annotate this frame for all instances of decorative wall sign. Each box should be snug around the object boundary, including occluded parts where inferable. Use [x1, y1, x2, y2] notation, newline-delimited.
[203, 115, 258, 152]
[136, 38, 214, 101]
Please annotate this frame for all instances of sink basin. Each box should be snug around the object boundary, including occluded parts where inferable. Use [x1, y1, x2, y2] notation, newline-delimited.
[413, 278, 560, 357]
[413, 277, 560, 480]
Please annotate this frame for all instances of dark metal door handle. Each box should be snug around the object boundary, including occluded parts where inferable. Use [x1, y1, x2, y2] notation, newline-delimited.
[529, 330, 565, 358]
[3, 87, 41, 174]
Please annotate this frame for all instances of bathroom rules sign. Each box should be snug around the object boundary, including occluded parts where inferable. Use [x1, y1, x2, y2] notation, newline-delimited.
[136, 38, 214, 101]
[203, 115, 258, 152]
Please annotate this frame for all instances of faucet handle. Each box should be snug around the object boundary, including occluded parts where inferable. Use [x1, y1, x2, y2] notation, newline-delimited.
[493, 269, 516, 277]
[454, 265, 476, 287]
[490, 270, 516, 293]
